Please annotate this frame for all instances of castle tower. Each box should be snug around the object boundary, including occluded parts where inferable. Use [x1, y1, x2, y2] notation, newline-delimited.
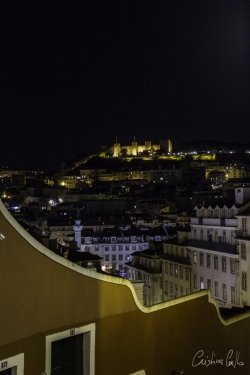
[113, 143, 121, 157]
[131, 137, 138, 156]
[167, 139, 173, 153]
[145, 141, 152, 151]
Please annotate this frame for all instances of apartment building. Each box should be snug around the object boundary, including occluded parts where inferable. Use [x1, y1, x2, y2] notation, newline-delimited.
[162, 236, 192, 302]
[127, 229, 191, 306]
[188, 186, 250, 308]
[188, 199, 240, 308]
[235, 204, 250, 307]
[127, 249, 163, 306]
[128, 188, 250, 309]
[73, 217, 174, 273]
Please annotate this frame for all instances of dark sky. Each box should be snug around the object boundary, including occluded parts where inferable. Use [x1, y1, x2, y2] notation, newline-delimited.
[0, 0, 249, 171]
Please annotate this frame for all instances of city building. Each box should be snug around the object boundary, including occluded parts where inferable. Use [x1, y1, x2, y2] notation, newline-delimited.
[127, 229, 191, 306]
[188, 187, 250, 308]
[128, 187, 250, 310]
[74, 222, 172, 273]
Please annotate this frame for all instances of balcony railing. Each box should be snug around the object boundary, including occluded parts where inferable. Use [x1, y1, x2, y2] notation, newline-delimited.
[188, 239, 238, 255]
[235, 230, 250, 239]
[191, 217, 237, 227]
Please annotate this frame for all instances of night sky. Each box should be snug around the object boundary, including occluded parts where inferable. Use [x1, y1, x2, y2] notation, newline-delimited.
[0, 0, 249, 171]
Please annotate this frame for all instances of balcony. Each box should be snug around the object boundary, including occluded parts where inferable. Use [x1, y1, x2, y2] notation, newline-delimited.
[162, 253, 191, 266]
[188, 239, 238, 255]
[235, 230, 250, 240]
[191, 217, 237, 227]
[127, 261, 162, 274]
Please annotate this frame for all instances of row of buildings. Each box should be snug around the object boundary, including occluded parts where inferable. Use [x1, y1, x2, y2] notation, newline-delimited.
[3, 195, 250, 375]
[127, 186, 250, 309]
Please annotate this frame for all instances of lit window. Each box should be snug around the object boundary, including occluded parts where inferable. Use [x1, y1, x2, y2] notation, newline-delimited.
[193, 251, 197, 264]
[148, 276, 151, 287]
[200, 277, 204, 289]
[175, 265, 178, 277]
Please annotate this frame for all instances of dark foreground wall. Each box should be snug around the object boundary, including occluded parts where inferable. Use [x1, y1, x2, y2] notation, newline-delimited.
[0, 200, 250, 375]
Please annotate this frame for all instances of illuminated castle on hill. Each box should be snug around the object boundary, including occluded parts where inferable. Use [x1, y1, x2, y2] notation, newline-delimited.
[111, 138, 172, 157]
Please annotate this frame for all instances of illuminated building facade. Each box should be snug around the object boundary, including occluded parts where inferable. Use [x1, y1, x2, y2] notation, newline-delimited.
[75, 224, 170, 272]
[189, 188, 250, 308]
[111, 139, 172, 157]
[205, 164, 250, 181]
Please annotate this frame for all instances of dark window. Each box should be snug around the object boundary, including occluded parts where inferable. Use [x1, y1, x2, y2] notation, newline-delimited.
[200, 253, 204, 266]
[214, 256, 218, 270]
[51, 334, 83, 375]
[0, 369, 13, 375]
[207, 254, 211, 268]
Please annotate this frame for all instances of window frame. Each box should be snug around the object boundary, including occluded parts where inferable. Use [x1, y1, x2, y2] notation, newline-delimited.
[207, 254, 211, 268]
[214, 256, 218, 270]
[0, 354, 24, 375]
[45, 323, 95, 375]
[222, 257, 227, 272]
[242, 272, 247, 291]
